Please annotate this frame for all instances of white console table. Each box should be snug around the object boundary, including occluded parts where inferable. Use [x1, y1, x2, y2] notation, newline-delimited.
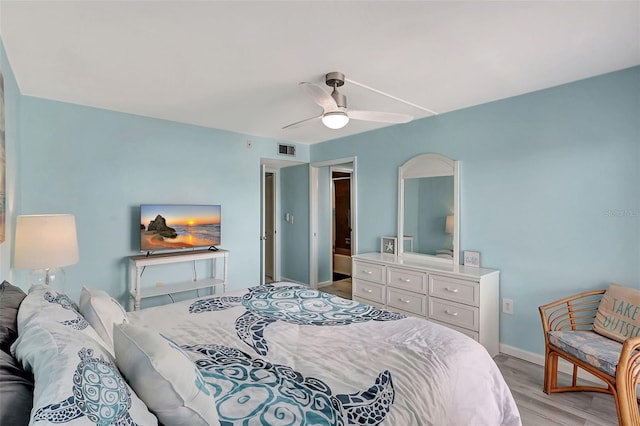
[128, 249, 228, 311]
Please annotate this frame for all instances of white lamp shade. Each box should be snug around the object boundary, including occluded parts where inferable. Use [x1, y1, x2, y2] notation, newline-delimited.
[445, 215, 454, 234]
[14, 214, 79, 270]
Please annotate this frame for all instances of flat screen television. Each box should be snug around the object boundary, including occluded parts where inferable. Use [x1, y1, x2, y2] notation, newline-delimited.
[140, 204, 221, 252]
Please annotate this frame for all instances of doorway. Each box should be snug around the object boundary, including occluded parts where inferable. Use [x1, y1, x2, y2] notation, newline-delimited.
[264, 172, 275, 283]
[324, 168, 353, 299]
[332, 169, 352, 281]
[309, 157, 357, 291]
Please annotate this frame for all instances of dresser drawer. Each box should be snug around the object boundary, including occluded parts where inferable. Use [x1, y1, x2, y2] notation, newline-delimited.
[429, 297, 479, 331]
[429, 275, 479, 307]
[429, 319, 479, 342]
[387, 288, 426, 316]
[387, 267, 428, 294]
[352, 261, 386, 284]
[352, 279, 386, 304]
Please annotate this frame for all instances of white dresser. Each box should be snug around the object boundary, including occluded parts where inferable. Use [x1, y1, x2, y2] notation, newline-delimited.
[352, 252, 500, 357]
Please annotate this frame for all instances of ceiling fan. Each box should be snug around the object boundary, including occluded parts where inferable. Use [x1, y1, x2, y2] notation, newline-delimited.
[283, 72, 416, 130]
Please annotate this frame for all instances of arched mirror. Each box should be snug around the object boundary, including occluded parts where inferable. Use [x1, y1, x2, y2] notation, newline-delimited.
[397, 153, 459, 264]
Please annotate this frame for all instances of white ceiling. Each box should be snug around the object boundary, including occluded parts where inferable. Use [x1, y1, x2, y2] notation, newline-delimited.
[2, 1, 639, 144]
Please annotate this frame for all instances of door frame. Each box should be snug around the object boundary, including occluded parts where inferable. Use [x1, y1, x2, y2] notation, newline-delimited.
[309, 157, 357, 289]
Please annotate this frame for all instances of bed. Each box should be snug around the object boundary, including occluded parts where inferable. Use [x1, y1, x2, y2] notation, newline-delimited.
[6, 281, 522, 425]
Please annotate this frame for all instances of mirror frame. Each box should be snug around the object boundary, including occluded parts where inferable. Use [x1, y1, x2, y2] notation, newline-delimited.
[397, 153, 459, 264]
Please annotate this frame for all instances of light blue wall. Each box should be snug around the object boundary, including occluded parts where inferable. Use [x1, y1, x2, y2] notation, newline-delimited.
[311, 66, 640, 355]
[12, 95, 309, 306]
[279, 163, 309, 283]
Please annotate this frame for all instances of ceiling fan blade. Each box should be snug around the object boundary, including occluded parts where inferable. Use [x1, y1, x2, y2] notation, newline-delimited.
[282, 114, 323, 130]
[299, 82, 337, 111]
[348, 110, 413, 124]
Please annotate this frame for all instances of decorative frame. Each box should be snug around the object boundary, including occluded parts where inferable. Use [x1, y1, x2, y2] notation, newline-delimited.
[380, 236, 398, 255]
[0, 68, 5, 243]
[463, 250, 481, 267]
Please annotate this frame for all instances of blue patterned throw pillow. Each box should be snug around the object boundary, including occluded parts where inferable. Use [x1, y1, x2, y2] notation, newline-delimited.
[12, 286, 158, 425]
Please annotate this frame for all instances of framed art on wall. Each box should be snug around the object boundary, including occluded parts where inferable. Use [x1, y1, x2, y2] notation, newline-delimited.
[381, 236, 398, 255]
[0, 69, 5, 243]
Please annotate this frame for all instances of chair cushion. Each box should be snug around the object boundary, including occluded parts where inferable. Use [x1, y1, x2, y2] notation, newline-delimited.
[593, 282, 640, 343]
[548, 330, 622, 377]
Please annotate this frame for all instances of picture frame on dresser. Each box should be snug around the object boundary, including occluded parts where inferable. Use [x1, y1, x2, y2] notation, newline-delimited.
[380, 237, 397, 255]
[463, 250, 481, 267]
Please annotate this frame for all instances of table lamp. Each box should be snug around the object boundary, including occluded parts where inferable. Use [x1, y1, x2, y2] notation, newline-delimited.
[445, 215, 454, 235]
[14, 214, 79, 290]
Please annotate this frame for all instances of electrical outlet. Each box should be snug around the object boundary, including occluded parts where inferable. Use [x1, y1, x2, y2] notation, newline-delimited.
[503, 298, 514, 315]
[246, 140, 253, 149]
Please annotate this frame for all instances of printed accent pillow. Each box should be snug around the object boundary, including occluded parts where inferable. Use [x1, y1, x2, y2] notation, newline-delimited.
[12, 285, 158, 425]
[79, 286, 128, 353]
[594, 283, 640, 343]
[114, 323, 220, 426]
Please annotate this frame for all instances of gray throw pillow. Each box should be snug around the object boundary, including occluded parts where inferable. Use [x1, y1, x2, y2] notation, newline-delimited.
[0, 281, 27, 353]
[0, 349, 34, 425]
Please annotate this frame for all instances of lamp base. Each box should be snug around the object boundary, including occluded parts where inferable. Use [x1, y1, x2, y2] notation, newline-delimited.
[29, 268, 66, 292]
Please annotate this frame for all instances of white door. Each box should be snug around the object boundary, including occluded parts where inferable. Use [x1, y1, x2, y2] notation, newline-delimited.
[265, 173, 275, 280]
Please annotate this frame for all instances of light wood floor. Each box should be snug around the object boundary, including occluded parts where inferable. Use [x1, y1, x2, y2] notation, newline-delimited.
[321, 278, 352, 299]
[494, 354, 618, 425]
[310, 278, 619, 424]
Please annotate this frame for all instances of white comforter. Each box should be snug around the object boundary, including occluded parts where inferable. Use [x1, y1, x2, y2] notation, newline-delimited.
[128, 282, 521, 426]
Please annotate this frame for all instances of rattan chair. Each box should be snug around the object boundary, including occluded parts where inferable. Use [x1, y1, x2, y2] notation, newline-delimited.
[539, 290, 640, 426]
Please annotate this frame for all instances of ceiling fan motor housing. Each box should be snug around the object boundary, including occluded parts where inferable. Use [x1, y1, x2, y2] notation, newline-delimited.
[325, 72, 345, 88]
[326, 72, 347, 108]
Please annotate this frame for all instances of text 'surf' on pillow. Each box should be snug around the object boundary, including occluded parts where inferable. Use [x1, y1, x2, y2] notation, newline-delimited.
[594, 283, 640, 343]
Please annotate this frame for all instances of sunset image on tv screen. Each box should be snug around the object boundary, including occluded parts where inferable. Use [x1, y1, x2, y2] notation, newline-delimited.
[140, 205, 221, 251]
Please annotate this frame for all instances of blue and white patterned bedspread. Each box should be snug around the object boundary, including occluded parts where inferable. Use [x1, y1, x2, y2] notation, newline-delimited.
[128, 283, 521, 426]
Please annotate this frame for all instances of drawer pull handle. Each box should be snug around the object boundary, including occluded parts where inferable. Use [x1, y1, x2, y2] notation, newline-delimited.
[399, 278, 411, 283]
[399, 298, 411, 304]
[444, 310, 458, 316]
[363, 288, 373, 293]
[445, 287, 459, 293]
[362, 270, 373, 275]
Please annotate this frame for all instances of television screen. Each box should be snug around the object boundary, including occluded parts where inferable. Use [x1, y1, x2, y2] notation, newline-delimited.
[140, 204, 221, 251]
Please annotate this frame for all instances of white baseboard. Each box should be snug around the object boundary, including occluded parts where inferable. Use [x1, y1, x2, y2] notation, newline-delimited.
[500, 343, 604, 385]
[278, 277, 308, 286]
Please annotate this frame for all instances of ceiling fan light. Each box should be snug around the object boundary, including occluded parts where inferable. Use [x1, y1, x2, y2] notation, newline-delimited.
[321, 112, 349, 129]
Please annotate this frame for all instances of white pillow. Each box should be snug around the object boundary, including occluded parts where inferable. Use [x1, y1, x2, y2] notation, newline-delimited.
[113, 323, 219, 426]
[12, 286, 158, 425]
[79, 286, 128, 352]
